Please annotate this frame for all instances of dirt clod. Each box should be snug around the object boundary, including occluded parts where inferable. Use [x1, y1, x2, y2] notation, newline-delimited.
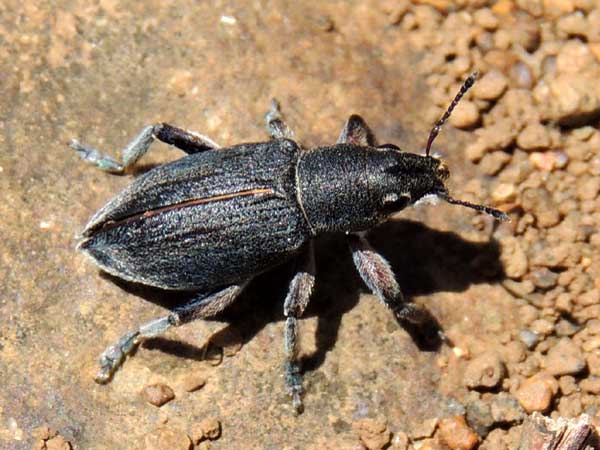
[352, 417, 391, 450]
[542, 338, 586, 376]
[463, 352, 506, 390]
[143, 427, 192, 450]
[141, 383, 175, 407]
[190, 417, 222, 443]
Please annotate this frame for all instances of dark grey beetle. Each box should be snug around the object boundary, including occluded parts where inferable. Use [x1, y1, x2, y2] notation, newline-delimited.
[71, 73, 507, 412]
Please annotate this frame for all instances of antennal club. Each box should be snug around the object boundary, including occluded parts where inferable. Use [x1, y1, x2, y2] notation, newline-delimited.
[425, 72, 478, 157]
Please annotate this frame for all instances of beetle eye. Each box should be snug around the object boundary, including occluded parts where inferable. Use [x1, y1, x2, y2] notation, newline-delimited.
[437, 161, 449, 180]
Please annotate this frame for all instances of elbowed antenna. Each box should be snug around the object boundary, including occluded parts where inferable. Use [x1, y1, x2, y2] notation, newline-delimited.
[437, 191, 510, 222]
[425, 72, 478, 157]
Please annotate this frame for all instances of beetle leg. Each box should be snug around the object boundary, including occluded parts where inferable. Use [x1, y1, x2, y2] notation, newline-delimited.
[70, 123, 219, 174]
[348, 232, 426, 324]
[336, 115, 378, 146]
[265, 99, 295, 140]
[95, 282, 248, 383]
[283, 241, 315, 413]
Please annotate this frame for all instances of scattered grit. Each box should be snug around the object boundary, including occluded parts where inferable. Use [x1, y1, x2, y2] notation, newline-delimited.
[347, 0, 600, 449]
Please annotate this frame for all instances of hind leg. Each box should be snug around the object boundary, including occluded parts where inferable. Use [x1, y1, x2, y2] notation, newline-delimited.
[70, 123, 220, 174]
[95, 281, 248, 383]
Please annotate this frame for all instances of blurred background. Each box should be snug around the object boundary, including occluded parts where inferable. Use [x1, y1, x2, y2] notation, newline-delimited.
[1, 1, 599, 449]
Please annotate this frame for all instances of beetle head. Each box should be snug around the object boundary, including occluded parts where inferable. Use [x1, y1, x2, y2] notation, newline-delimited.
[371, 72, 508, 222]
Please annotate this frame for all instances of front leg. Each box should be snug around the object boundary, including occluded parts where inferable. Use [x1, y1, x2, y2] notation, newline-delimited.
[348, 232, 425, 324]
[283, 242, 315, 413]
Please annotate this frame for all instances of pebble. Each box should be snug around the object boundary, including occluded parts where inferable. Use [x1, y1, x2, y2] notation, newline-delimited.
[516, 123, 550, 151]
[557, 394, 583, 417]
[586, 352, 600, 376]
[479, 152, 510, 176]
[519, 330, 539, 349]
[189, 418, 222, 443]
[465, 398, 494, 437]
[410, 418, 438, 439]
[391, 431, 409, 450]
[438, 416, 479, 450]
[179, 373, 207, 392]
[499, 236, 528, 279]
[577, 176, 600, 201]
[44, 435, 72, 450]
[473, 8, 499, 30]
[141, 383, 176, 407]
[143, 427, 192, 450]
[542, 338, 586, 376]
[352, 417, 392, 450]
[521, 188, 560, 228]
[515, 373, 558, 413]
[529, 268, 558, 289]
[472, 70, 508, 101]
[449, 100, 480, 129]
[509, 62, 534, 89]
[558, 375, 578, 395]
[491, 183, 516, 204]
[579, 377, 600, 394]
[463, 352, 506, 390]
[489, 393, 526, 424]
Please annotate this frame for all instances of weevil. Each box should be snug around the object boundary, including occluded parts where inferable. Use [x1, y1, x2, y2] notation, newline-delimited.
[71, 73, 507, 412]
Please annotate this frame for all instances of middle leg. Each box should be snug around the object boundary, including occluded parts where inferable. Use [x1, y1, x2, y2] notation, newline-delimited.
[95, 281, 249, 383]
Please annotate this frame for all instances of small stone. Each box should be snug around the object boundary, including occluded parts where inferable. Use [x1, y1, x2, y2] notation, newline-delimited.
[464, 352, 506, 390]
[559, 375, 578, 395]
[489, 393, 526, 424]
[479, 152, 510, 176]
[517, 123, 550, 151]
[529, 268, 558, 289]
[141, 383, 175, 407]
[586, 352, 600, 376]
[352, 417, 392, 450]
[200, 418, 221, 440]
[179, 373, 207, 392]
[167, 70, 194, 97]
[530, 318, 555, 336]
[509, 62, 534, 89]
[449, 100, 480, 129]
[542, 338, 586, 376]
[473, 71, 508, 101]
[438, 416, 479, 450]
[465, 398, 494, 437]
[391, 431, 409, 450]
[499, 236, 528, 279]
[557, 394, 583, 417]
[515, 373, 558, 413]
[491, 183, 516, 204]
[410, 418, 438, 439]
[473, 8, 499, 29]
[580, 377, 600, 394]
[144, 427, 192, 450]
[416, 438, 444, 450]
[519, 330, 540, 349]
[521, 188, 560, 228]
[578, 289, 600, 306]
[577, 176, 600, 201]
[45, 436, 72, 450]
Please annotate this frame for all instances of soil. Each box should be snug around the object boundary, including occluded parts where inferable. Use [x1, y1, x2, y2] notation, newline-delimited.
[1, 1, 599, 449]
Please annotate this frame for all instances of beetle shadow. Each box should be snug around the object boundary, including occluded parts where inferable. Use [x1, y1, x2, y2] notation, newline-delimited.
[100, 219, 506, 372]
